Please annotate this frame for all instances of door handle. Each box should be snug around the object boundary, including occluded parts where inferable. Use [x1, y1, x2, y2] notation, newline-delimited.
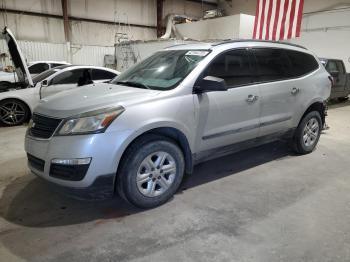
[246, 94, 258, 103]
[291, 87, 300, 95]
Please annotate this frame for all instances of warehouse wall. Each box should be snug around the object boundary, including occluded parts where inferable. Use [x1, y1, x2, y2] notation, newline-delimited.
[0, 0, 216, 68]
[0, 0, 215, 45]
[227, 0, 350, 15]
[224, 0, 350, 71]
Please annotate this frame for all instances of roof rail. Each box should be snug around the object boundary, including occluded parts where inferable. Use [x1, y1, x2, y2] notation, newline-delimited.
[211, 39, 307, 49]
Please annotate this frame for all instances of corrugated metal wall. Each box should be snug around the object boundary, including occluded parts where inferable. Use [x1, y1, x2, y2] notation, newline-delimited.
[71, 45, 114, 66]
[0, 39, 194, 71]
[0, 39, 114, 67]
[0, 39, 67, 65]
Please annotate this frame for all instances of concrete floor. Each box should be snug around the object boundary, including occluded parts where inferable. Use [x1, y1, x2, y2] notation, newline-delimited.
[1, 101, 350, 262]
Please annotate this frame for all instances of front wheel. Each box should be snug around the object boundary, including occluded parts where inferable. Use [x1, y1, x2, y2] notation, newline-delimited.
[292, 111, 322, 154]
[117, 135, 185, 208]
[0, 99, 30, 126]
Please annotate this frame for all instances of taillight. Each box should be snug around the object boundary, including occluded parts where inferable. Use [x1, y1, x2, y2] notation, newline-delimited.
[328, 76, 334, 88]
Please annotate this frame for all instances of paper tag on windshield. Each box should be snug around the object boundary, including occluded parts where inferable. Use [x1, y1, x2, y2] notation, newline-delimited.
[185, 51, 209, 56]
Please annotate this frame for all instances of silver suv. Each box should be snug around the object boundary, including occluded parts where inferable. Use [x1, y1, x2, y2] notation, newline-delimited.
[25, 41, 331, 208]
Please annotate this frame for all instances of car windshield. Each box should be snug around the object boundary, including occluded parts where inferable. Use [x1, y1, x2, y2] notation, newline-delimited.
[111, 49, 210, 90]
[32, 68, 62, 85]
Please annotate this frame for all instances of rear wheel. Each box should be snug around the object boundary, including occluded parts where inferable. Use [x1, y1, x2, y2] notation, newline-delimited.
[292, 111, 322, 154]
[0, 99, 30, 126]
[117, 135, 185, 208]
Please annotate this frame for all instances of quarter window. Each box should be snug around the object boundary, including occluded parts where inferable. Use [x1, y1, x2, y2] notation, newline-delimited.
[205, 49, 253, 87]
[92, 69, 117, 80]
[285, 50, 319, 77]
[51, 63, 65, 68]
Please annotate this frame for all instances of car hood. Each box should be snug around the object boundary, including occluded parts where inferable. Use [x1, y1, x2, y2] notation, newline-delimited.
[2, 27, 33, 86]
[35, 83, 161, 118]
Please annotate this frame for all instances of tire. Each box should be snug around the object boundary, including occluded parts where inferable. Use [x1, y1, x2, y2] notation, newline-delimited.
[292, 111, 322, 154]
[0, 99, 30, 126]
[117, 134, 185, 208]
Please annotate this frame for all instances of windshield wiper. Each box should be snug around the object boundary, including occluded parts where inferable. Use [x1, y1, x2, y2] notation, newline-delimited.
[115, 81, 151, 89]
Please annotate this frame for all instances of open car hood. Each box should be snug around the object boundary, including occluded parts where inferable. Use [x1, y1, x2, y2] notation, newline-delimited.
[2, 27, 33, 86]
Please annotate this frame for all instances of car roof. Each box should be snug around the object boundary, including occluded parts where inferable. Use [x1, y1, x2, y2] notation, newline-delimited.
[28, 61, 70, 65]
[165, 39, 308, 53]
[53, 65, 120, 74]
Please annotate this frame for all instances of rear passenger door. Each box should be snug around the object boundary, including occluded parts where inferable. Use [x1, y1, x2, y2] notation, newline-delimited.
[195, 49, 261, 152]
[253, 48, 319, 137]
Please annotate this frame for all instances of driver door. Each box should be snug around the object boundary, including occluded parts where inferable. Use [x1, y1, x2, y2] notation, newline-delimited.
[194, 49, 261, 153]
[41, 68, 85, 98]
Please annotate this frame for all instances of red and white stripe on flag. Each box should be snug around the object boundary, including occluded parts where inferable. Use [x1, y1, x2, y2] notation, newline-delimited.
[253, 0, 304, 41]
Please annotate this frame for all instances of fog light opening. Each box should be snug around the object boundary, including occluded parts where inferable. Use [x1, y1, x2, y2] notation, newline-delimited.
[51, 157, 91, 165]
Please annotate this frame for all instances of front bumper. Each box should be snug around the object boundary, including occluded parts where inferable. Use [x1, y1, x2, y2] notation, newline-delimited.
[25, 129, 132, 196]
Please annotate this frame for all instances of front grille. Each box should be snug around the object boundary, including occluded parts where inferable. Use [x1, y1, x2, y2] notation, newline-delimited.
[29, 114, 62, 139]
[27, 153, 45, 172]
[49, 163, 90, 181]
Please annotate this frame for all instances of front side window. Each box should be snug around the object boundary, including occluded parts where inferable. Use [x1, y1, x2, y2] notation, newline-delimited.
[204, 49, 253, 87]
[51, 69, 87, 85]
[32, 69, 62, 85]
[111, 50, 209, 90]
[28, 63, 49, 74]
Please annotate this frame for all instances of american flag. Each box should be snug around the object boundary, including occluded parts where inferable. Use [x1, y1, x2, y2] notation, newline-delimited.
[253, 0, 304, 41]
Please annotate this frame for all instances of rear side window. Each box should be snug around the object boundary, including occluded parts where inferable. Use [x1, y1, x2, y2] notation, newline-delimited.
[51, 69, 87, 85]
[285, 50, 319, 77]
[253, 48, 291, 82]
[29, 63, 49, 74]
[92, 69, 117, 80]
[205, 49, 254, 87]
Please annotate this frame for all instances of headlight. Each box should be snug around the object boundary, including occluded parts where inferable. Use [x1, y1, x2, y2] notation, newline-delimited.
[56, 107, 124, 135]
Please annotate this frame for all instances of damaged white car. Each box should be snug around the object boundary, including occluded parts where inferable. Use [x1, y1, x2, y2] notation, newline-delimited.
[0, 28, 120, 126]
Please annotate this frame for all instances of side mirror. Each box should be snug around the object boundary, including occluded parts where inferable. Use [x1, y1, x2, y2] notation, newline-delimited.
[330, 70, 339, 78]
[194, 76, 227, 93]
[41, 79, 49, 87]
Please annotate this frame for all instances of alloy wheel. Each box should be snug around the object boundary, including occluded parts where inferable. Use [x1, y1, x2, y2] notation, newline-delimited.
[136, 151, 177, 197]
[302, 117, 319, 147]
[0, 101, 26, 125]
